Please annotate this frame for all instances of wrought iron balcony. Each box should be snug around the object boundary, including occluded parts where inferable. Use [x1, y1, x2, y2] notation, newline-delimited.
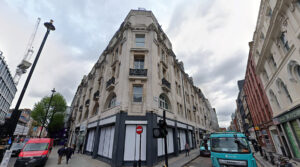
[85, 99, 90, 107]
[129, 68, 147, 76]
[162, 78, 171, 91]
[106, 77, 115, 90]
[93, 91, 100, 101]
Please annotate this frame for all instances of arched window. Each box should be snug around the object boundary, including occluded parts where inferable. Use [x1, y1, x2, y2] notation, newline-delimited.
[269, 89, 280, 108]
[287, 60, 300, 81]
[84, 109, 89, 119]
[159, 94, 170, 110]
[92, 103, 99, 116]
[276, 78, 292, 103]
[107, 94, 116, 109]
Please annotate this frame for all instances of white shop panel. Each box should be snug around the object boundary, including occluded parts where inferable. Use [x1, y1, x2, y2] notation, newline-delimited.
[124, 125, 147, 161]
[97, 126, 115, 159]
[188, 131, 193, 148]
[86, 129, 95, 152]
[179, 130, 186, 151]
[157, 128, 174, 156]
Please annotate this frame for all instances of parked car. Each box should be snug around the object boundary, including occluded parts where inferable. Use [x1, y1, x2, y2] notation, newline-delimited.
[10, 143, 25, 157]
[210, 132, 257, 167]
[200, 140, 210, 156]
[14, 138, 53, 167]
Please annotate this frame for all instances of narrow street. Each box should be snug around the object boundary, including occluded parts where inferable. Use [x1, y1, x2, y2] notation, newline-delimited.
[184, 156, 212, 167]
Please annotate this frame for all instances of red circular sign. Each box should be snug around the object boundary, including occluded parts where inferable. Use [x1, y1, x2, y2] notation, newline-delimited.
[136, 125, 143, 134]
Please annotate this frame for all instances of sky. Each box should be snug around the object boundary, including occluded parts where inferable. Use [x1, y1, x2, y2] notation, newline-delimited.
[0, 0, 260, 128]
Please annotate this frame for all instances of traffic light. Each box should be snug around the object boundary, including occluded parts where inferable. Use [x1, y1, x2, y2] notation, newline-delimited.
[153, 119, 168, 138]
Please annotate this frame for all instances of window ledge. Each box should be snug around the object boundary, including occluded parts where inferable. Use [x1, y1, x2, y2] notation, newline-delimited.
[130, 48, 149, 52]
[129, 76, 147, 81]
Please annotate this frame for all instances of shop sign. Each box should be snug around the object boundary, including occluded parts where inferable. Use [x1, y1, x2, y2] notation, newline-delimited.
[80, 125, 86, 131]
[277, 108, 300, 123]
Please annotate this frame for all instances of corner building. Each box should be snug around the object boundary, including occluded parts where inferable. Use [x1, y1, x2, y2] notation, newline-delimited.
[253, 0, 300, 160]
[68, 10, 217, 166]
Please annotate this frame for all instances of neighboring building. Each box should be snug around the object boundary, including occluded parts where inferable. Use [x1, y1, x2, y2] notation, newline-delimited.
[5, 109, 31, 137]
[211, 108, 219, 131]
[244, 42, 276, 154]
[253, 0, 300, 159]
[236, 80, 247, 133]
[219, 127, 226, 132]
[0, 51, 17, 125]
[68, 9, 217, 166]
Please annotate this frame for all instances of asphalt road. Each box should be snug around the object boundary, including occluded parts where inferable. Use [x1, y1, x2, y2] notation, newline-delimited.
[184, 155, 212, 167]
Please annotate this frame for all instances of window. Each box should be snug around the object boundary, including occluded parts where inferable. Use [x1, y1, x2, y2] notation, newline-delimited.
[269, 89, 280, 108]
[159, 94, 169, 110]
[135, 34, 145, 47]
[268, 55, 277, 72]
[108, 95, 116, 108]
[280, 32, 290, 51]
[134, 57, 144, 69]
[133, 85, 143, 102]
[277, 79, 293, 103]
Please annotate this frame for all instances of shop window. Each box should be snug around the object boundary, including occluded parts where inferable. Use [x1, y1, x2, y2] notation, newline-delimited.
[133, 85, 143, 102]
[291, 120, 300, 145]
[135, 34, 145, 47]
[283, 123, 300, 158]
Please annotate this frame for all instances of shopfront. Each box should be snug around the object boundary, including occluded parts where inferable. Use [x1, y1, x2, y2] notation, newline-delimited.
[274, 107, 300, 159]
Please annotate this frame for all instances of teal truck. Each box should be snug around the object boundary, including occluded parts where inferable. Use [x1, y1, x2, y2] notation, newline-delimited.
[210, 132, 257, 167]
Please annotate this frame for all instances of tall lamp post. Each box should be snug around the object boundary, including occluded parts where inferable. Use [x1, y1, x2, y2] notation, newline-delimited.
[2, 20, 55, 140]
[39, 88, 56, 138]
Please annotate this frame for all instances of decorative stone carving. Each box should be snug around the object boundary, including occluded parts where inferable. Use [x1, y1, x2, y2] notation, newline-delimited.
[290, 2, 295, 12]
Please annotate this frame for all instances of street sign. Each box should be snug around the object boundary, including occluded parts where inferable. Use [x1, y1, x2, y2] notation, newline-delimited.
[136, 125, 143, 134]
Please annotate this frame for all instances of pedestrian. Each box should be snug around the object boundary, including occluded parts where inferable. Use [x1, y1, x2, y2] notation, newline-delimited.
[65, 145, 74, 164]
[57, 144, 66, 165]
[185, 143, 190, 156]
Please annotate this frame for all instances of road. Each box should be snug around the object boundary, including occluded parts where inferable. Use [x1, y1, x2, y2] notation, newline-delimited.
[184, 155, 212, 167]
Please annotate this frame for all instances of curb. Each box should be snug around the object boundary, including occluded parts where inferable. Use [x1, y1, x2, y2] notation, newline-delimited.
[181, 155, 200, 167]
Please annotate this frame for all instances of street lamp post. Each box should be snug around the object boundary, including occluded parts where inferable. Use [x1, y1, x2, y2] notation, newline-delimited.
[2, 20, 55, 140]
[39, 88, 56, 138]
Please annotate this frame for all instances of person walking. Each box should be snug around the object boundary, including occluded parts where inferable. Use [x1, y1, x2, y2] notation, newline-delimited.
[65, 145, 74, 164]
[57, 144, 66, 165]
[185, 143, 190, 156]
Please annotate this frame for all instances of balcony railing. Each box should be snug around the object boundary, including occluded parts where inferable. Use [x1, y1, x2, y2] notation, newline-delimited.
[162, 78, 171, 89]
[93, 91, 99, 101]
[129, 68, 147, 76]
[85, 99, 90, 107]
[106, 77, 115, 88]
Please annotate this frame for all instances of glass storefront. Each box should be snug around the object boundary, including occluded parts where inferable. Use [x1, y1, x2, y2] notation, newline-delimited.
[283, 123, 300, 158]
[291, 120, 300, 144]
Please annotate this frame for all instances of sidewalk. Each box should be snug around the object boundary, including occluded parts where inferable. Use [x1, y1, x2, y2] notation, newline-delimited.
[155, 149, 199, 167]
[45, 146, 110, 167]
[253, 152, 274, 167]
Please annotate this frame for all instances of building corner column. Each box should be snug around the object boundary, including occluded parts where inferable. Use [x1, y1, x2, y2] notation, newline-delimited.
[111, 112, 126, 167]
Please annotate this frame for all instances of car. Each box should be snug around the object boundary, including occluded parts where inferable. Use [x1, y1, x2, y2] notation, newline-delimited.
[14, 138, 53, 167]
[10, 143, 25, 157]
[200, 140, 211, 156]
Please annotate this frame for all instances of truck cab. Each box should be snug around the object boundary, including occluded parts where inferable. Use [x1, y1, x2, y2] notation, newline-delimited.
[210, 132, 257, 167]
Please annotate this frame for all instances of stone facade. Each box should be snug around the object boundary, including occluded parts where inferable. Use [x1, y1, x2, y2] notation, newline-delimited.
[253, 0, 300, 159]
[68, 9, 217, 166]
